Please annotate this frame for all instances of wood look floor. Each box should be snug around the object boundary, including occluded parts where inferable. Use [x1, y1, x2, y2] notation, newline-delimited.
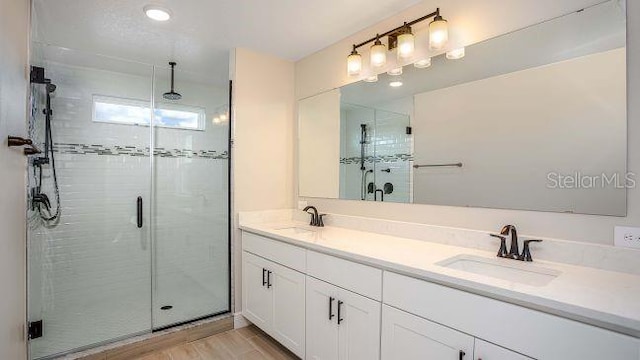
[133, 326, 299, 360]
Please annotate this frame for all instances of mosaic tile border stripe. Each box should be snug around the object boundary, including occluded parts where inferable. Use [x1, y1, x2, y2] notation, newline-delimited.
[340, 154, 413, 164]
[54, 143, 229, 159]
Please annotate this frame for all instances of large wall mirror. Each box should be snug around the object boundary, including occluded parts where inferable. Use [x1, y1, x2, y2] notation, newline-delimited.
[298, 0, 628, 216]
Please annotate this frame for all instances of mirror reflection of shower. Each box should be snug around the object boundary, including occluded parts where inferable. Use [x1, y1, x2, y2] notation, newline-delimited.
[359, 124, 373, 200]
[29, 66, 61, 226]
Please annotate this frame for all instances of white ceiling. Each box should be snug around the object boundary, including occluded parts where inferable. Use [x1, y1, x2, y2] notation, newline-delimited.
[33, 0, 422, 86]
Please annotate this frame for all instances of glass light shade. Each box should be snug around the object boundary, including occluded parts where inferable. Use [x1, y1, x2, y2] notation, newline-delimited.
[387, 67, 403, 76]
[397, 33, 415, 59]
[370, 43, 387, 67]
[347, 52, 362, 76]
[446, 47, 465, 60]
[429, 18, 448, 50]
[364, 75, 378, 83]
[414, 58, 432, 69]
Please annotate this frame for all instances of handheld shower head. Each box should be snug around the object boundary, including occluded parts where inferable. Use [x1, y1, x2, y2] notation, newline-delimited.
[163, 61, 182, 101]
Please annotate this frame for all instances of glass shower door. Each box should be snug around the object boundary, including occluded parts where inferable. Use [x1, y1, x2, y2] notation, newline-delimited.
[151, 66, 230, 328]
[27, 45, 153, 359]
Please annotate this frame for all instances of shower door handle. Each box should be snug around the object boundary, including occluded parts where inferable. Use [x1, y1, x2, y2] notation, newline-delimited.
[137, 196, 143, 228]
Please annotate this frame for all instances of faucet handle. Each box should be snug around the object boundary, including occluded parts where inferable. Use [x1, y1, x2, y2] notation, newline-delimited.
[306, 212, 316, 226]
[519, 239, 543, 262]
[490, 234, 509, 258]
[318, 214, 327, 227]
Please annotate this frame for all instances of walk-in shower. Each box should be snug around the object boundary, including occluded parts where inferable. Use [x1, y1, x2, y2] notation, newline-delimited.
[26, 43, 231, 360]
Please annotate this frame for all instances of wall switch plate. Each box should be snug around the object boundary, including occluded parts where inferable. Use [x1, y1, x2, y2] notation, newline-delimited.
[614, 226, 640, 249]
[297, 200, 308, 210]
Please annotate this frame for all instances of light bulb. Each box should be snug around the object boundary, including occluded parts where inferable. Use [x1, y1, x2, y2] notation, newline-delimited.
[387, 67, 403, 76]
[364, 75, 378, 83]
[429, 16, 448, 50]
[370, 39, 387, 68]
[389, 80, 403, 88]
[347, 50, 362, 76]
[446, 47, 465, 60]
[414, 58, 432, 69]
[397, 29, 415, 59]
[144, 6, 171, 21]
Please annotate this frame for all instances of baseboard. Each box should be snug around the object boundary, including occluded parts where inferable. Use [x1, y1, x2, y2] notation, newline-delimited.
[233, 312, 251, 329]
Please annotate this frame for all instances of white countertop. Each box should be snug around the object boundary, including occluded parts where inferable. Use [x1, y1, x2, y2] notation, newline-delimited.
[240, 220, 640, 338]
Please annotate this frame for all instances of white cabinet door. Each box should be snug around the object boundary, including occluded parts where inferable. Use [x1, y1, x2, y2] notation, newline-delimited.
[337, 287, 381, 360]
[381, 305, 474, 360]
[306, 276, 340, 360]
[242, 252, 273, 330]
[271, 262, 306, 358]
[475, 339, 532, 360]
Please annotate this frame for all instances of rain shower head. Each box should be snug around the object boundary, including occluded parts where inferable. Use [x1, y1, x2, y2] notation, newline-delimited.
[163, 61, 182, 101]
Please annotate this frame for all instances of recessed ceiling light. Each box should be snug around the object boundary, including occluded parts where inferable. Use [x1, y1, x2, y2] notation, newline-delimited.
[144, 5, 171, 21]
[389, 80, 403, 88]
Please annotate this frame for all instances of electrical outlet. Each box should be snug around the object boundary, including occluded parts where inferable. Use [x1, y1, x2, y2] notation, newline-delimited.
[614, 226, 640, 249]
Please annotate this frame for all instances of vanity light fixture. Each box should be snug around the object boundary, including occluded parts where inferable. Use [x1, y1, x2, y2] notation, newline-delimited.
[370, 36, 387, 67]
[414, 58, 432, 69]
[446, 47, 465, 60]
[429, 13, 448, 50]
[387, 67, 403, 76]
[396, 24, 415, 59]
[347, 46, 363, 76]
[364, 75, 379, 83]
[346, 7, 448, 75]
[144, 5, 172, 21]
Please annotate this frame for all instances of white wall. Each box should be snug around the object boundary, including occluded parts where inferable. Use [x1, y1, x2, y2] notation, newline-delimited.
[299, 89, 341, 198]
[231, 48, 295, 311]
[0, 0, 29, 358]
[295, 0, 640, 245]
[413, 48, 626, 216]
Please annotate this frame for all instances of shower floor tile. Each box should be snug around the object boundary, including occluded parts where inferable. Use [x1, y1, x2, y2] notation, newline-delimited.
[134, 325, 299, 360]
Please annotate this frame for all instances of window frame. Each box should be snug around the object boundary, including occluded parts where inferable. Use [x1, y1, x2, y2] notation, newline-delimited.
[92, 94, 206, 131]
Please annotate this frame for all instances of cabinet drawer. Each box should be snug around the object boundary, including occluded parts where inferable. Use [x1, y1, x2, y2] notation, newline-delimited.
[307, 250, 382, 301]
[242, 231, 306, 272]
[383, 271, 639, 360]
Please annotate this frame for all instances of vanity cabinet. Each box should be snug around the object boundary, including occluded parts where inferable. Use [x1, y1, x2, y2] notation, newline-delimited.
[381, 305, 474, 360]
[474, 340, 532, 360]
[306, 276, 381, 360]
[242, 251, 305, 358]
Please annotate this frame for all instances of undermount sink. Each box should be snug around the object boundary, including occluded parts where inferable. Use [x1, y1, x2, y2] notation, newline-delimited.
[273, 226, 315, 236]
[437, 254, 561, 287]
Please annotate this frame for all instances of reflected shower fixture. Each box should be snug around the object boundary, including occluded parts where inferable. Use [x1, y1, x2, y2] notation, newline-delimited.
[163, 62, 182, 101]
[346, 7, 448, 76]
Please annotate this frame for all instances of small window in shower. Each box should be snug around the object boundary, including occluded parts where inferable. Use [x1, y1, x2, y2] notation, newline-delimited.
[92, 95, 205, 130]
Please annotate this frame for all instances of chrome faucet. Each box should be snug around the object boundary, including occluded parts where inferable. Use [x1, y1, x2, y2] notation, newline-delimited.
[303, 206, 326, 227]
[490, 225, 542, 262]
